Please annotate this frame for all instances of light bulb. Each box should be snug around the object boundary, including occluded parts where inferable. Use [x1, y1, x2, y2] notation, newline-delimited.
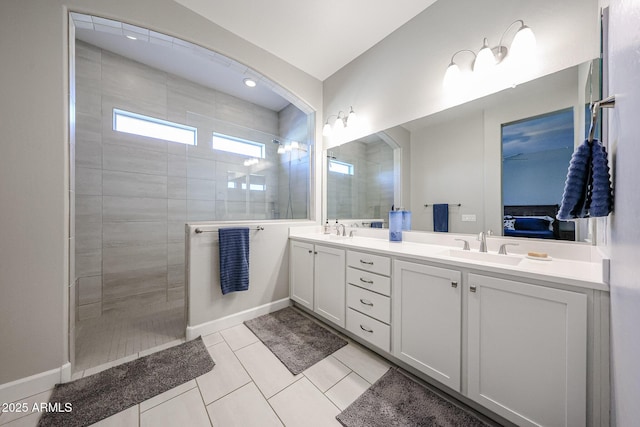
[474, 38, 496, 73]
[277, 144, 285, 154]
[333, 116, 345, 132]
[284, 144, 292, 152]
[290, 141, 299, 150]
[510, 25, 536, 61]
[443, 62, 461, 89]
[322, 122, 332, 137]
[347, 108, 357, 127]
[243, 78, 257, 88]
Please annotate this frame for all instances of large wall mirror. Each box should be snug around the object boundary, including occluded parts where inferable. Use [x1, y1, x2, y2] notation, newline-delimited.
[326, 59, 600, 243]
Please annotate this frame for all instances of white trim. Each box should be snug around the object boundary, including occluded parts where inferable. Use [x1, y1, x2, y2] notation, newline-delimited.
[186, 298, 291, 340]
[0, 363, 71, 405]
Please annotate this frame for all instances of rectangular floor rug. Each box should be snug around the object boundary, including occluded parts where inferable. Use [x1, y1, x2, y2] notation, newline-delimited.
[337, 368, 491, 427]
[244, 307, 347, 375]
[38, 336, 214, 427]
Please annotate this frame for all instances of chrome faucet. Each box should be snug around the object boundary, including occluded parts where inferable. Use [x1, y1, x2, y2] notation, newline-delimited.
[336, 223, 346, 236]
[478, 231, 487, 252]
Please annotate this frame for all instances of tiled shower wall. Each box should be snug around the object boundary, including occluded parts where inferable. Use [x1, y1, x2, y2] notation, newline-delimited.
[75, 41, 305, 319]
[326, 140, 394, 220]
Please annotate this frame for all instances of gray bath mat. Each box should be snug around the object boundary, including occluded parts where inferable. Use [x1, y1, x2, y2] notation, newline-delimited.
[337, 368, 490, 427]
[38, 336, 214, 427]
[244, 307, 347, 374]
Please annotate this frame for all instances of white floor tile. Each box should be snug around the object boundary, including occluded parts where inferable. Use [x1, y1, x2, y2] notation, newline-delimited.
[140, 388, 210, 427]
[269, 377, 341, 427]
[196, 341, 251, 404]
[0, 413, 41, 427]
[201, 332, 224, 348]
[219, 324, 259, 351]
[206, 382, 282, 427]
[332, 343, 390, 384]
[90, 405, 138, 427]
[325, 372, 371, 411]
[0, 390, 51, 425]
[303, 355, 351, 393]
[140, 379, 197, 412]
[235, 341, 300, 398]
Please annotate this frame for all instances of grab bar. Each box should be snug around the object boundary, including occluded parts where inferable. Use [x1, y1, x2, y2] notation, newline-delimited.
[195, 225, 264, 234]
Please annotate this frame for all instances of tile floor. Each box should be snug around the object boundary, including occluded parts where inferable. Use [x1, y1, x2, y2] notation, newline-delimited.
[74, 300, 185, 372]
[1, 313, 392, 427]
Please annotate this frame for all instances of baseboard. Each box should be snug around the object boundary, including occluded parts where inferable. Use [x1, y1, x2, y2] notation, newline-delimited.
[0, 363, 70, 405]
[186, 298, 291, 340]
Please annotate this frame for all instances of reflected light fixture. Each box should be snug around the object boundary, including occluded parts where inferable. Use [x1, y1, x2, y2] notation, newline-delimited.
[243, 78, 257, 88]
[323, 107, 357, 139]
[443, 19, 536, 88]
[125, 35, 137, 40]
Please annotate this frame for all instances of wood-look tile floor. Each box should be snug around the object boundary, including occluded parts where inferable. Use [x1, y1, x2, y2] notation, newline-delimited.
[74, 300, 185, 373]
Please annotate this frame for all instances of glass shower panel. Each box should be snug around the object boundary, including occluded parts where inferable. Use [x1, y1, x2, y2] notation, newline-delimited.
[185, 111, 310, 221]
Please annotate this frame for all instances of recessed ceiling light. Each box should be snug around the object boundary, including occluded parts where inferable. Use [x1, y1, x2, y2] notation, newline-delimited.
[243, 78, 257, 88]
[125, 35, 137, 40]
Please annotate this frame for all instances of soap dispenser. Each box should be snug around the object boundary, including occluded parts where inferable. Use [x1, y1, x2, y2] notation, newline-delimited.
[323, 220, 330, 234]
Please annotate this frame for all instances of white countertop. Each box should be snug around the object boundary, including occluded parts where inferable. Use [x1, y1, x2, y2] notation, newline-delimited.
[289, 231, 608, 292]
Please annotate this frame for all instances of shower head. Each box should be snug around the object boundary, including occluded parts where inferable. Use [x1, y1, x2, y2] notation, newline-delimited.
[272, 139, 280, 144]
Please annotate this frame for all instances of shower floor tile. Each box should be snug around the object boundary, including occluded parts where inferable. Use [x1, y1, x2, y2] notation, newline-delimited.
[74, 300, 185, 373]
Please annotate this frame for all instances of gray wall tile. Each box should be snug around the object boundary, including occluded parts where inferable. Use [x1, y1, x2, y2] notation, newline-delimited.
[103, 170, 167, 198]
[103, 221, 168, 248]
[103, 144, 168, 176]
[103, 196, 167, 222]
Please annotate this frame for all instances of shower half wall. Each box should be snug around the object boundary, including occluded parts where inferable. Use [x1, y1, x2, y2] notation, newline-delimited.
[75, 40, 310, 319]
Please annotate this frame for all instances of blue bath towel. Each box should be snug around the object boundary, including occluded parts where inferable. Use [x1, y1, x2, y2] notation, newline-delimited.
[218, 227, 250, 295]
[558, 139, 613, 220]
[433, 204, 449, 232]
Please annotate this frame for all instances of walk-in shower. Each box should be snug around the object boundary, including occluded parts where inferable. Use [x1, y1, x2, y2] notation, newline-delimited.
[71, 13, 313, 372]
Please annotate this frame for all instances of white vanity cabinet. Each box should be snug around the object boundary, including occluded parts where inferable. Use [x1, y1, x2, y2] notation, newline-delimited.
[345, 250, 392, 352]
[392, 260, 462, 391]
[289, 240, 346, 327]
[466, 274, 588, 427]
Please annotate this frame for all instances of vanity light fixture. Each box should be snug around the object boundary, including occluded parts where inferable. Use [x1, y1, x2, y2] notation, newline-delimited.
[243, 78, 257, 88]
[277, 144, 286, 154]
[443, 19, 536, 88]
[322, 107, 357, 138]
[243, 157, 259, 166]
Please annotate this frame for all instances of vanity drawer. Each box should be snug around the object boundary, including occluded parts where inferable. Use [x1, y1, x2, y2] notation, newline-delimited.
[347, 285, 391, 324]
[347, 267, 391, 296]
[347, 308, 390, 353]
[347, 250, 391, 277]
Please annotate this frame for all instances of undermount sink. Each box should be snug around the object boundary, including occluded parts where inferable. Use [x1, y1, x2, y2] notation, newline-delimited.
[327, 234, 350, 240]
[440, 249, 522, 266]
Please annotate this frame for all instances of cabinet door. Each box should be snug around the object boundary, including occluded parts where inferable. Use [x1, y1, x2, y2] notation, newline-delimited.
[393, 260, 462, 391]
[467, 274, 587, 427]
[314, 245, 346, 327]
[289, 240, 314, 310]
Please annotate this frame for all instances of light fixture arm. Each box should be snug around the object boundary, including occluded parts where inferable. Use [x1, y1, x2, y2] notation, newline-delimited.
[449, 49, 476, 66]
[495, 19, 526, 62]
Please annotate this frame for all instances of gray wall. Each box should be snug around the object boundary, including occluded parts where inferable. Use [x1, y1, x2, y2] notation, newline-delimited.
[0, 0, 321, 387]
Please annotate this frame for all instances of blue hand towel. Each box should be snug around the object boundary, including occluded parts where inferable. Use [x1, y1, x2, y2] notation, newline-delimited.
[218, 227, 250, 295]
[433, 204, 449, 232]
[558, 139, 613, 220]
[370, 221, 383, 228]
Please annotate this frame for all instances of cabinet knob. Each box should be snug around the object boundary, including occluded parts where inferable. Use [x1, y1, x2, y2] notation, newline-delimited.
[470, 285, 477, 293]
[308, 250, 312, 254]
[451, 281, 458, 288]
[359, 277, 374, 284]
[359, 259, 374, 265]
[359, 298, 374, 307]
[314, 251, 318, 255]
[360, 325, 374, 333]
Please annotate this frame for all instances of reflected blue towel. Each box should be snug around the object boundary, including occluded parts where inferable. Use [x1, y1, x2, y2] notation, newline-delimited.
[558, 139, 613, 219]
[218, 227, 250, 295]
[370, 221, 383, 228]
[433, 204, 449, 232]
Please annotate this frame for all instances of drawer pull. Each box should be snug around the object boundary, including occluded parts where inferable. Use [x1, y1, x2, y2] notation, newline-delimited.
[308, 250, 312, 254]
[360, 325, 374, 333]
[451, 281, 458, 288]
[359, 298, 374, 307]
[470, 285, 477, 293]
[359, 277, 374, 284]
[359, 259, 374, 265]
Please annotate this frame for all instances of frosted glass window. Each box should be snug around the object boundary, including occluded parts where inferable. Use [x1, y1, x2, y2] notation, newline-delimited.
[113, 109, 196, 145]
[212, 132, 265, 158]
[329, 159, 354, 175]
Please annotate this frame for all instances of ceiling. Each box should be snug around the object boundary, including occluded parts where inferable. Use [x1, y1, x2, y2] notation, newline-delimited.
[173, 0, 439, 81]
[71, 2, 438, 113]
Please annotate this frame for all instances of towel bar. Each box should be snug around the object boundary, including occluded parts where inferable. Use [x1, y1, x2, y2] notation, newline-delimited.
[424, 203, 461, 207]
[195, 225, 264, 234]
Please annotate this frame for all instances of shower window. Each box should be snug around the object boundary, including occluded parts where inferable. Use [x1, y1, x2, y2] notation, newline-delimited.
[212, 132, 265, 158]
[113, 108, 196, 145]
[328, 159, 354, 175]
